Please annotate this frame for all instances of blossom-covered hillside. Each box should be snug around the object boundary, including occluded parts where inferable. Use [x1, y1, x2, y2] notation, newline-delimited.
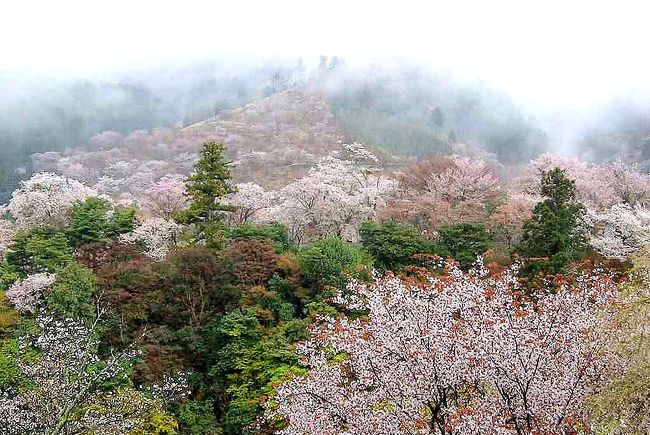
[31, 86, 351, 196]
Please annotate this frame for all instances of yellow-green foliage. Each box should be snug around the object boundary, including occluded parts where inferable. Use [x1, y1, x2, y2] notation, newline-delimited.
[0, 290, 20, 334]
[590, 249, 650, 434]
[132, 412, 178, 435]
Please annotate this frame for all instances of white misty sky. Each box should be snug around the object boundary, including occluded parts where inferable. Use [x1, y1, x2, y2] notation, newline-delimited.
[1, 0, 648, 108]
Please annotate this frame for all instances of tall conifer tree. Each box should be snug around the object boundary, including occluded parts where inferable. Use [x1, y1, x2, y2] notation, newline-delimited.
[177, 141, 235, 249]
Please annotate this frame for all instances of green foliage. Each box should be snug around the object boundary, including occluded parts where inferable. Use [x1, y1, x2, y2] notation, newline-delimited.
[589, 250, 650, 434]
[177, 400, 219, 435]
[228, 222, 292, 253]
[204, 310, 306, 435]
[177, 142, 235, 249]
[67, 197, 136, 247]
[0, 260, 19, 290]
[360, 220, 437, 270]
[67, 197, 111, 246]
[107, 206, 137, 237]
[437, 223, 492, 269]
[517, 168, 586, 275]
[135, 412, 179, 435]
[0, 339, 24, 388]
[298, 237, 372, 291]
[5, 227, 73, 276]
[591, 363, 650, 435]
[44, 262, 98, 321]
[0, 291, 20, 335]
[157, 248, 238, 328]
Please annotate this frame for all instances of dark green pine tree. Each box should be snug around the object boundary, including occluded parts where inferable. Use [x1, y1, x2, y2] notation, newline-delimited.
[177, 141, 235, 249]
[517, 167, 586, 276]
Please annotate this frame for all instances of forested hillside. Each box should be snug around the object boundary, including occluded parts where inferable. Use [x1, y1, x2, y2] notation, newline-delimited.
[0, 59, 298, 201]
[1, 126, 650, 433]
[1, 57, 650, 435]
[0, 59, 554, 201]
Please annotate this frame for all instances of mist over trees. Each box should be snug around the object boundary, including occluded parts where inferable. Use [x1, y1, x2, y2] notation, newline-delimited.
[0, 59, 298, 200]
[2, 56, 649, 203]
[324, 62, 548, 162]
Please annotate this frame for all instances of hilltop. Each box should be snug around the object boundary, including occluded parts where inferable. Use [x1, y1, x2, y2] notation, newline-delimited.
[29, 85, 366, 205]
[182, 86, 350, 185]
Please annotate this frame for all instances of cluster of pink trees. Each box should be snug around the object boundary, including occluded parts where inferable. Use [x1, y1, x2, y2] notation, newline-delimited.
[512, 154, 650, 260]
[139, 174, 189, 219]
[269, 260, 619, 434]
[514, 154, 650, 210]
[380, 154, 502, 231]
[16, 145, 650, 264]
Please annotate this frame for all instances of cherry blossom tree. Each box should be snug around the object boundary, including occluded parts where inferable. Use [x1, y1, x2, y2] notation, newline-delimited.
[223, 182, 277, 225]
[7, 173, 98, 229]
[0, 218, 16, 259]
[93, 175, 124, 196]
[31, 151, 62, 173]
[5, 273, 56, 314]
[140, 174, 189, 219]
[0, 313, 175, 435]
[262, 150, 396, 243]
[269, 260, 618, 434]
[587, 204, 650, 260]
[383, 155, 501, 230]
[120, 218, 181, 261]
[591, 160, 650, 208]
[514, 153, 589, 196]
[89, 130, 124, 150]
[488, 194, 538, 250]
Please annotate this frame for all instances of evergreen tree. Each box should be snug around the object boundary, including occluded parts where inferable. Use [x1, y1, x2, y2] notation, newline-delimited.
[360, 221, 437, 271]
[177, 141, 235, 249]
[66, 197, 136, 247]
[517, 168, 586, 275]
[438, 223, 492, 269]
[5, 227, 73, 277]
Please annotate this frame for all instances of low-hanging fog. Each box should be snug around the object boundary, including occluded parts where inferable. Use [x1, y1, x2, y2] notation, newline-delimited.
[1, 0, 648, 200]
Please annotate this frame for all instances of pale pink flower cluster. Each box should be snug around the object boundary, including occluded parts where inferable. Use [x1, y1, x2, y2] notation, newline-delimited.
[139, 174, 189, 219]
[223, 182, 277, 225]
[5, 273, 56, 314]
[7, 172, 98, 229]
[257, 149, 396, 243]
[0, 218, 16, 259]
[488, 194, 539, 249]
[386, 154, 502, 229]
[587, 204, 650, 260]
[426, 155, 501, 207]
[120, 218, 181, 261]
[514, 154, 650, 210]
[270, 260, 619, 434]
